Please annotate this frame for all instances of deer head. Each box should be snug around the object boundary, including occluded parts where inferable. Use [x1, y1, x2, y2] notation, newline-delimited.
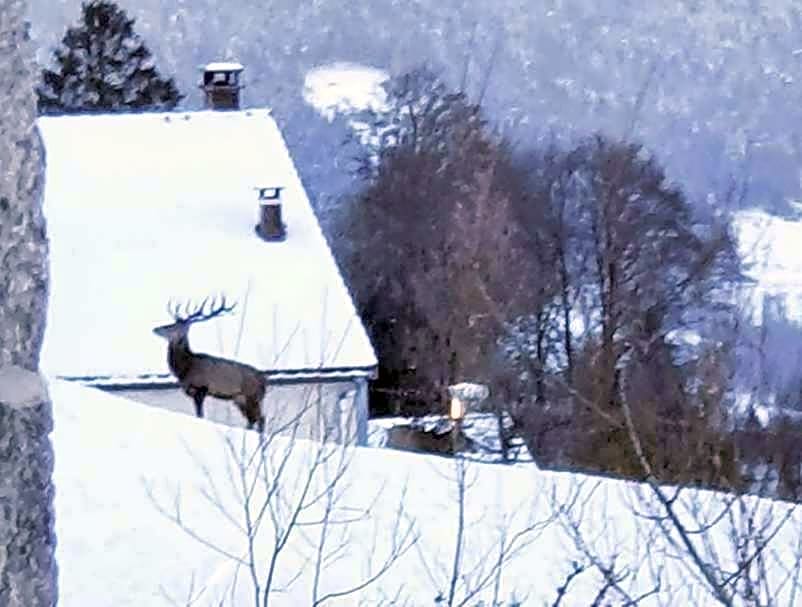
[153, 295, 237, 342]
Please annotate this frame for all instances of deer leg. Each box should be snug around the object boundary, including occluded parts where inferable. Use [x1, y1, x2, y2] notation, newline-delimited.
[245, 409, 265, 434]
[192, 387, 208, 418]
[242, 407, 263, 432]
[233, 396, 253, 430]
[247, 403, 265, 434]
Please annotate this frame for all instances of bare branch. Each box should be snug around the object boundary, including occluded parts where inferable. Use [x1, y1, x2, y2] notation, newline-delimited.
[550, 561, 586, 607]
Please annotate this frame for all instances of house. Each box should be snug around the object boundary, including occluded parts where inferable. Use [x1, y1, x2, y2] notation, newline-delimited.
[37, 63, 377, 444]
[51, 378, 802, 606]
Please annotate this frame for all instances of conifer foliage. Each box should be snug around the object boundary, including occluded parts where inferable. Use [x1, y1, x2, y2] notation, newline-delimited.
[37, 0, 183, 115]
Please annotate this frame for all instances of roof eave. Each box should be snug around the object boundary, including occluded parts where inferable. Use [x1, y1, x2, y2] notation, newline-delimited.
[58, 364, 378, 390]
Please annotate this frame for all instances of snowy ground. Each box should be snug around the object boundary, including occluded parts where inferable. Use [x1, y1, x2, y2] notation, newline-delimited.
[51, 379, 802, 606]
[368, 411, 534, 465]
[303, 61, 389, 147]
[734, 208, 802, 322]
[43, 60, 802, 607]
[303, 62, 388, 121]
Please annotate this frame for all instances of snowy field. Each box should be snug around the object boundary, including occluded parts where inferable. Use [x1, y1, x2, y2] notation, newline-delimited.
[31, 0, 802, 215]
[41, 58, 802, 607]
[51, 379, 802, 606]
[734, 208, 802, 322]
[303, 61, 390, 148]
[303, 62, 388, 121]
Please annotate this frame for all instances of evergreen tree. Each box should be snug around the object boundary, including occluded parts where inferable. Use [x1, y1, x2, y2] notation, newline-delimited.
[37, 0, 183, 115]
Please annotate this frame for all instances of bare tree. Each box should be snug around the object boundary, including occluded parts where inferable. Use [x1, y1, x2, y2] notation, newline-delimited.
[413, 454, 561, 606]
[334, 67, 536, 418]
[626, 480, 802, 605]
[730, 292, 802, 502]
[554, 319, 802, 606]
[548, 463, 802, 607]
[0, 3, 57, 605]
[557, 481, 653, 605]
[498, 134, 744, 481]
[146, 386, 417, 606]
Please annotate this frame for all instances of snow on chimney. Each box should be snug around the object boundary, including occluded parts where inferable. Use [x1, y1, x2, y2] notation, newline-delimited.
[255, 187, 287, 242]
[200, 61, 244, 110]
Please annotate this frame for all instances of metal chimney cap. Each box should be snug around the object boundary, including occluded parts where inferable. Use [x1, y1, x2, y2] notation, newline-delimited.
[255, 186, 284, 202]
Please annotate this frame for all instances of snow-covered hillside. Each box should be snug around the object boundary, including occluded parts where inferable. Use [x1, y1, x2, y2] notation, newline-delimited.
[303, 61, 389, 148]
[52, 379, 802, 605]
[29, 1, 802, 217]
[303, 62, 388, 121]
[735, 208, 802, 320]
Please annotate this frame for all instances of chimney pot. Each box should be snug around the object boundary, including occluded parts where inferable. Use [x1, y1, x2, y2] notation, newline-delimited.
[201, 61, 244, 110]
[255, 187, 287, 242]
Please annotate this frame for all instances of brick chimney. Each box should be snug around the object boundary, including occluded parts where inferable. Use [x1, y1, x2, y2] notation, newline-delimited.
[255, 187, 287, 242]
[200, 62, 244, 110]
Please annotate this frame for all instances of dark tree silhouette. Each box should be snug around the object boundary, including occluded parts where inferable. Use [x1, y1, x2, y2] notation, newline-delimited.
[334, 67, 534, 417]
[503, 135, 745, 485]
[37, 0, 183, 115]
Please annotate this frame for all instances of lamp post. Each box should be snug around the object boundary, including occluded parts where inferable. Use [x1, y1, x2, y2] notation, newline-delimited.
[449, 394, 465, 455]
[447, 382, 489, 455]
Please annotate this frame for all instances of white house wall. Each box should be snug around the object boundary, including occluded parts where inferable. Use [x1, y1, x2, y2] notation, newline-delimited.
[111, 380, 368, 445]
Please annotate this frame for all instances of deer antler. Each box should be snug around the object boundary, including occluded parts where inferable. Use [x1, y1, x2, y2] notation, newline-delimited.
[167, 294, 237, 324]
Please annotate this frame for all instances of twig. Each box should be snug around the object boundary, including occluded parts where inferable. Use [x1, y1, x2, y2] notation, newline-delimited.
[551, 561, 586, 607]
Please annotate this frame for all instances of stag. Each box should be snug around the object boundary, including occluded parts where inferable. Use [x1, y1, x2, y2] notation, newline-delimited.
[153, 295, 266, 432]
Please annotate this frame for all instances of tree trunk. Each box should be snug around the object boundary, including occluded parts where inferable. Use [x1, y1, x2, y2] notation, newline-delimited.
[0, 2, 57, 605]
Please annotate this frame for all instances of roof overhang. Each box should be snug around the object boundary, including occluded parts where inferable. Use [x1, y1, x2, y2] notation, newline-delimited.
[59, 365, 379, 390]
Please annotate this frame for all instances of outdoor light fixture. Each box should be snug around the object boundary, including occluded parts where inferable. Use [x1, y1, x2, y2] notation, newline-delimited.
[449, 396, 465, 421]
[446, 382, 489, 454]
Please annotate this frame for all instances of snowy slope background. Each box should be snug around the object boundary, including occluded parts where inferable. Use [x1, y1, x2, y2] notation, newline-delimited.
[52, 379, 802, 606]
[29, 0, 802, 417]
[29, 0, 802, 421]
[29, 0, 802, 221]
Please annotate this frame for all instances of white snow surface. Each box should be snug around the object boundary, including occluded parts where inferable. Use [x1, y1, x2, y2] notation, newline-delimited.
[734, 208, 802, 322]
[303, 62, 389, 122]
[37, 110, 376, 382]
[52, 380, 802, 606]
[204, 61, 244, 72]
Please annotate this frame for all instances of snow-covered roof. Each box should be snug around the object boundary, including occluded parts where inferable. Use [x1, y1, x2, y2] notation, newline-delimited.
[204, 61, 244, 72]
[51, 380, 802, 606]
[38, 109, 377, 384]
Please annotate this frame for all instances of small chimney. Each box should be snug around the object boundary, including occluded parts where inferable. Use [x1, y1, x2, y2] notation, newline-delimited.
[255, 187, 287, 242]
[200, 61, 244, 110]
